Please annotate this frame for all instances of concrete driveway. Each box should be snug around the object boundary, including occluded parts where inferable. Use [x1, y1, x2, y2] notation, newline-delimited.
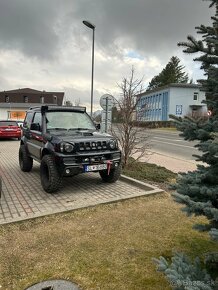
[0, 140, 162, 225]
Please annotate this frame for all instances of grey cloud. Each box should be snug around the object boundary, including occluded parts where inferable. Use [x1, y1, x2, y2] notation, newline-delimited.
[0, 0, 61, 59]
[0, 0, 213, 62]
[70, 0, 212, 61]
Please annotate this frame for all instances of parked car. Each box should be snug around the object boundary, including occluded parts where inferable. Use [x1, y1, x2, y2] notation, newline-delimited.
[19, 105, 122, 193]
[0, 120, 22, 140]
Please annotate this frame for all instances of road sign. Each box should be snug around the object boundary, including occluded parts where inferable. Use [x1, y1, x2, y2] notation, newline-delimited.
[100, 94, 114, 111]
[101, 110, 112, 133]
[176, 105, 182, 115]
[100, 94, 114, 133]
[102, 110, 112, 121]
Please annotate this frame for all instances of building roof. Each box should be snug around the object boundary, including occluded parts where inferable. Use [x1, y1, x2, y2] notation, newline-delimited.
[0, 103, 55, 108]
[1, 88, 64, 94]
[138, 83, 201, 97]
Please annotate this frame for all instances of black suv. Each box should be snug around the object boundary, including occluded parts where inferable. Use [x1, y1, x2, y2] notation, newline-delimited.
[19, 105, 122, 193]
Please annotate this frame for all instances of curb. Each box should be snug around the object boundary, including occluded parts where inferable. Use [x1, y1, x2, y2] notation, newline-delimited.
[0, 176, 165, 226]
[120, 174, 164, 194]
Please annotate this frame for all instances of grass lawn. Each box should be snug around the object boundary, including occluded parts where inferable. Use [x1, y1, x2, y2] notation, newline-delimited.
[123, 159, 177, 187]
[0, 193, 217, 290]
[0, 162, 216, 289]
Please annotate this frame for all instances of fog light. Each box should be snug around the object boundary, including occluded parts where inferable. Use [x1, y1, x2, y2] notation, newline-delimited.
[66, 169, 71, 174]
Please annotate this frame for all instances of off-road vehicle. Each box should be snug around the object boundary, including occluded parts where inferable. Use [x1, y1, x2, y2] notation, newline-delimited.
[19, 105, 121, 193]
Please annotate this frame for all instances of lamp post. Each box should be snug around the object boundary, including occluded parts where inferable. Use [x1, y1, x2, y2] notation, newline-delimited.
[83, 20, 95, 118]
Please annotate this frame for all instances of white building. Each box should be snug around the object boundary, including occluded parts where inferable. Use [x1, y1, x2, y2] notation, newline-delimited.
[0, 88, 64, 121]
[137, 83, 207, 121]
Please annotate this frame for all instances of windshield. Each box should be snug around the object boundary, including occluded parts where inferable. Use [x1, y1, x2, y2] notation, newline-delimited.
[0, 121, 18, 126]
[46, 111, 95, 131]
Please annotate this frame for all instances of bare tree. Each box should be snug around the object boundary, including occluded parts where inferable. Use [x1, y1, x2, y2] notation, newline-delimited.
[111, 68, 150, 167]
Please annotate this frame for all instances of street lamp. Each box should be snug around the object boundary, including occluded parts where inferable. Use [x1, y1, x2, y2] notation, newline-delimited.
[83, 20, 95, 118]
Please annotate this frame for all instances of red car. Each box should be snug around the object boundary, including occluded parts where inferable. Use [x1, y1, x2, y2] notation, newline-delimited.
[0, 120, 21, 140]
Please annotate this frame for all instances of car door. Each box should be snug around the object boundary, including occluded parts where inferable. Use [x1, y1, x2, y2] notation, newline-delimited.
[23, 111, 34, 149]
[28, 112, 43, 160]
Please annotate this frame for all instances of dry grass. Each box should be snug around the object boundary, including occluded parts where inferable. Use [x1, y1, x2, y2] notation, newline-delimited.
[0, 193, 216, 290]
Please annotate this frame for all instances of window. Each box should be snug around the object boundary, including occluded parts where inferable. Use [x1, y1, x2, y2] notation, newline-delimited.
[32, 112, 42, 131]
[5, 95, 9, 103]
[193, 92, 198, 101]
[23, 112, 34, 129]
[24, 96, 28, 103]
[53, 95, 57, 104]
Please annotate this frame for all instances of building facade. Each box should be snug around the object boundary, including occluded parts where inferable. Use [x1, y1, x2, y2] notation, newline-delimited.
[0, 88, 64, 120]
[137, 83, 207, 121]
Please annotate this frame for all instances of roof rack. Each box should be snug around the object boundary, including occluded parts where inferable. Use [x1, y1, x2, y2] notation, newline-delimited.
[28, 105, 86, 113]
[29, 104, 58, 110]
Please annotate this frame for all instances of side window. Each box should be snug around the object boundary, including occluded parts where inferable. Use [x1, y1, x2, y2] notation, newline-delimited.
[193, 92, 198, 101]
[23, 112, 34, 129]
[24, 96, 28, 103]
[32, 112, 42, 132]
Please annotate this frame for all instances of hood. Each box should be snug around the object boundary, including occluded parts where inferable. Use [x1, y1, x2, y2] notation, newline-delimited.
[52, 130, 114, 143]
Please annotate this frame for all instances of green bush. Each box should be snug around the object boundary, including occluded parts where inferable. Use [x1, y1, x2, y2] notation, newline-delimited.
[130, 120, 175, 128]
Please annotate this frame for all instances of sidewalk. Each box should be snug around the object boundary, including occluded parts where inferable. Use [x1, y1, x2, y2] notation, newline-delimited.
[139, 151, 199, 173]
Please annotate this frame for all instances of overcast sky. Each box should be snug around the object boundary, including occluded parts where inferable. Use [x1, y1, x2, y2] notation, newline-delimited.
[0, 0, 213, 111]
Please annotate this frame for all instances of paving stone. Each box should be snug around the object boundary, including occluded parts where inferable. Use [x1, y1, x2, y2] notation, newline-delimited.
[0, 140, 163, 225]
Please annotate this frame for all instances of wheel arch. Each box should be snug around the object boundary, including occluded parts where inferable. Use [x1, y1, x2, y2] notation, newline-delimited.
[41, 148, 51, 159]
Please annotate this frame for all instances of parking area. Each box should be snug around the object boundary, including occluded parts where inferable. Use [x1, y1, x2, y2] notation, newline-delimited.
[0, 140, 162, 225]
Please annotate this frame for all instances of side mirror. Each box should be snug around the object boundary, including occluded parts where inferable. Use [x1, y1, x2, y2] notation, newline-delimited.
[95, 123, 101, 130]
[30, 123, 40, 131]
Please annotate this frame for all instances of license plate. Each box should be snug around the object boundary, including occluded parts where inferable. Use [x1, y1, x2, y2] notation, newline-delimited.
[5, 128, 14, 131]
[85, 164, 107, 172]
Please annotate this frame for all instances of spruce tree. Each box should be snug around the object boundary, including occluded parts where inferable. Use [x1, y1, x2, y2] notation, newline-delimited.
[154, 1, 218, 289]
[147, 56, 189, 91]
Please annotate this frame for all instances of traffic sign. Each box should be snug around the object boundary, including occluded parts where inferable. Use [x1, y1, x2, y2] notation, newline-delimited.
[101, 110, 112, 133]
[100, 94, 114, 111]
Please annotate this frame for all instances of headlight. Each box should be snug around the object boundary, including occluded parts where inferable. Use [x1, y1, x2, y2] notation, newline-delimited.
[60, 142, 74, 153]
[109, 139, 117, 149]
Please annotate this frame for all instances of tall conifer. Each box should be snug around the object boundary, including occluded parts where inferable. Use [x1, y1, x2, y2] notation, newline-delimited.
[154, 1, 218, 288]
[147, 56, 189, 91]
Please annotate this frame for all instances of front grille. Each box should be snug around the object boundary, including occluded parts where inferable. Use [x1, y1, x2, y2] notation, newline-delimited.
[78, 141, 107, 151]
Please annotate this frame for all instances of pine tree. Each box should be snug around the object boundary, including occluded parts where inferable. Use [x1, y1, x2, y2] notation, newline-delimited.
[154, 1, 218, 288]
[147, 56, 189, 91]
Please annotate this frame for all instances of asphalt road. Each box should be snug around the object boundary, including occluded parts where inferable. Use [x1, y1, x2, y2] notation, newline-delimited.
[140, 129, 200, 161]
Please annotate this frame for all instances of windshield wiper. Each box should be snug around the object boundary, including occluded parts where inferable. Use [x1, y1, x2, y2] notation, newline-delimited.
[68, 128, 93, 131]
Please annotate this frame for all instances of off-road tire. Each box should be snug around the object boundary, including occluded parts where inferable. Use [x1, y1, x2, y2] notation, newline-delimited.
[40, 155, 62, 193]
[99, 163, 121, 183]
[19, 145, 33, 172]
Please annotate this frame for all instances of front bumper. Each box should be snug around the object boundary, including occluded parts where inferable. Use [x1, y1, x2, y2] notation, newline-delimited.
[54, 150, 121, 176]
